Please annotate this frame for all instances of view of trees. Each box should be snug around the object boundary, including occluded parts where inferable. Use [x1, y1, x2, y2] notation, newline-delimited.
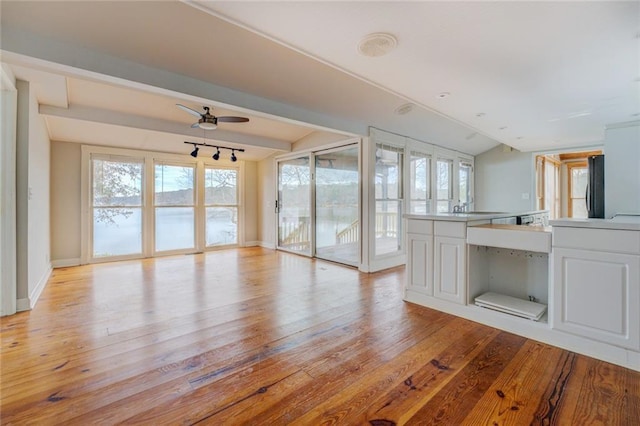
[92, 159, 143, 224]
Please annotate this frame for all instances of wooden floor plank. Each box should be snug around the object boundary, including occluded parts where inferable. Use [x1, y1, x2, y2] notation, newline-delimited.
[0, 247, 638, 425]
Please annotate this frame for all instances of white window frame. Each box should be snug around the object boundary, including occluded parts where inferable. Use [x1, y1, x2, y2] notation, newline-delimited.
[80, 145, 244, 264]
[204, 165, 241, 248]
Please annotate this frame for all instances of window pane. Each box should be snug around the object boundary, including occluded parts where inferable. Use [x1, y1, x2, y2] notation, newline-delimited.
[93, 207, 142, 257]
[206, 207, 237, 246]
[375, 145, 402, 200]
[375, 200, 402, 255]
[436, 159, 453, 212]
[459, 161, 472, 205]
[92, 159, 142, 206]
[155, 164, 194, 206]
[155, 207, 194, 251]
[571, 168, 588, 198]
[410, 152, 430, 214]
[205, 169, 237, 205]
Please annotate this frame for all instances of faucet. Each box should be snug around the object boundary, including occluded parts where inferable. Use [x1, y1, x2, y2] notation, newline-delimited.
[452, 203, 468, 213]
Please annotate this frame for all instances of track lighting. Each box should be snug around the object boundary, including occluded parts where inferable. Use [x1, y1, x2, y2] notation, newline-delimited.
[184, 141, 245, 161]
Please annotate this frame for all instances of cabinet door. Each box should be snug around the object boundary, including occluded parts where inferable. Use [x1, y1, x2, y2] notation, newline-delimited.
[434, 236, 466, 304]
[406, 233, 433, 295]
[553, 248, 640, 350]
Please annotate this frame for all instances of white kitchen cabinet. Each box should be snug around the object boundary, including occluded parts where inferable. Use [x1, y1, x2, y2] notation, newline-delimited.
[551, 222, 640, 351]
[406, 233, 433, 295]
[552, 247, 640, 350]
[433, 235, 466, 304]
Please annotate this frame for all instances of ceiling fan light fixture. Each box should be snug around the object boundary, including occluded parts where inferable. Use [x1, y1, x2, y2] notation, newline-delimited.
[199, 117, 217, 130]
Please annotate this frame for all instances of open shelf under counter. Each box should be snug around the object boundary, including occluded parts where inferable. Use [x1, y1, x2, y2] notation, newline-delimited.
[467, 224, 552, 253]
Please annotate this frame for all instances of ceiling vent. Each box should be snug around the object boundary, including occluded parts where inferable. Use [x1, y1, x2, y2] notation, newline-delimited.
[395, 103, 415, 115]
[358, 33, 397, 57]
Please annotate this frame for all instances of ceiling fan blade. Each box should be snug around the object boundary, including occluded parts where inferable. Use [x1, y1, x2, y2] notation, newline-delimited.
[191, 122, 200, 128]
[217, 116, 250, 123]
[177, 103, 203, 118]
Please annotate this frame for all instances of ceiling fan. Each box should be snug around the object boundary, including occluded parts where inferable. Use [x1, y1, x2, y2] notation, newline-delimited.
[176, 104, 249, 130]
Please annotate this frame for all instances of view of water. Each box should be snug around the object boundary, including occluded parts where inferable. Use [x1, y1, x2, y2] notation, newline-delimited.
[93, 208, 236, 257]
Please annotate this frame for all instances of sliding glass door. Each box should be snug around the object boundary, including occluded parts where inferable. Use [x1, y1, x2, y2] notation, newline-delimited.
[277, 156, 311, 256]
[315, 146, 359, 265]
[276, 144, 360, 266]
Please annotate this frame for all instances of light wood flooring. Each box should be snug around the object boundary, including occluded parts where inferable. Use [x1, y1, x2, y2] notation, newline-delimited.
[1, 247, 638, 425]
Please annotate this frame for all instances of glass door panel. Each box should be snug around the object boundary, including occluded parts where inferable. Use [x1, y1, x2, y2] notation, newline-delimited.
[277, 156, 311, 255]
[315, 146, 359, 266]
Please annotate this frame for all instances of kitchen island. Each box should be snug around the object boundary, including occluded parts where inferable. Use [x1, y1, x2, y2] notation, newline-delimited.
[404, 212, 640, 371]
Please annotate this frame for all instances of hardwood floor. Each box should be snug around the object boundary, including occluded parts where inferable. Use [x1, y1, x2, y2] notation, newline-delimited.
[1, 247, 638, 425]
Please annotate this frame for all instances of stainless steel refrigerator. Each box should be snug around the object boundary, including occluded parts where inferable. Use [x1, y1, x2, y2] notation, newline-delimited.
[587, 154, 605, 218]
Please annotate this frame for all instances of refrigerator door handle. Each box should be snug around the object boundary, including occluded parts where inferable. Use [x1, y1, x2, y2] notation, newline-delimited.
[585, 183, 590, 213]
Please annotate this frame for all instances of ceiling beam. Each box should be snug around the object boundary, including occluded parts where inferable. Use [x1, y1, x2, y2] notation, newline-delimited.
[39, 104, 292, 152]
[1, 25, 366, 137]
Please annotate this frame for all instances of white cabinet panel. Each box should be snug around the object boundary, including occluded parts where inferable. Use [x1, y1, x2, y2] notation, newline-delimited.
[434, 236, 466, 304]
[407, 233, 433, 295]
[553, 248, 640, 350]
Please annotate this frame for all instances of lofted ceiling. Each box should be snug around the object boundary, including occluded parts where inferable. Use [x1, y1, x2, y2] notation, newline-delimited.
[1, 1, 638, 157]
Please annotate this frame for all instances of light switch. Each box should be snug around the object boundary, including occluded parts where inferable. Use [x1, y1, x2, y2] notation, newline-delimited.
[521, 192, 530, 200]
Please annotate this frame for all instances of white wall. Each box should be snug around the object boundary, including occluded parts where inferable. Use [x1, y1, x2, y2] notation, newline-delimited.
[293, 131, 353, 152]
[604, 122, 640, 218]
[257, 155, 276, 248]
[1, 64, 18, 316]
[50, 141, 81, 264]
[15, 79, 51, 311]
[474, 145, 535, 212]
[243, 160, 259, 244]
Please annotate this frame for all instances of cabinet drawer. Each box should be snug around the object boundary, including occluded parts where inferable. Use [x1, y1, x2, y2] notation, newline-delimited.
[434, 221, 466, 238]
[553, 227, 640, 254]
[407, 219, 433, 235]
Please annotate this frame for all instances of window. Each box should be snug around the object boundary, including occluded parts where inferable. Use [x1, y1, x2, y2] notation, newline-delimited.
[205, 167, 238, 246]
[409, 151, 431, 214]
[459, 160, 473, 209]
[568, 162, 588, 218]
[91, 157, 143, 258]
[154, 163, 195, 252]
[536, 155, 561, 220]
[375, 144, 403, 256]
[436, 158, 453, 213]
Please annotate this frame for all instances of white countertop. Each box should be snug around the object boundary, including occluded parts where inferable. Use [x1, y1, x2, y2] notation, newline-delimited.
[550, 215, 640, 231]
[404, 210, 547, 222]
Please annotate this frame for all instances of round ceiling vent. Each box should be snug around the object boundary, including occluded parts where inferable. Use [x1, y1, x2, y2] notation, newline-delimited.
[358, 33, 398, 57]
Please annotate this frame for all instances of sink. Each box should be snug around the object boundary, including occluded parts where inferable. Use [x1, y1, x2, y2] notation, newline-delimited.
[450, 211, 508, 215]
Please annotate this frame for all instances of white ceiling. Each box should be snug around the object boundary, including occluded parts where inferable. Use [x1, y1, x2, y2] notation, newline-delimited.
[1, 1, 638, 157]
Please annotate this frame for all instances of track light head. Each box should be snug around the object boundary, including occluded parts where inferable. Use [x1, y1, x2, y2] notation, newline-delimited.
[230, 150, 237, 162]
[212, 149, 220, 161]
[190, 146, 199, 158]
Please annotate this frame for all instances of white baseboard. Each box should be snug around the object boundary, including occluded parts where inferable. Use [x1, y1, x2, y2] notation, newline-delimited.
[258, 241, 276, 250]
[17, 264, 52, 312]
[52, 258, 81, 268]
[28, 264, 52, 310]
[243, 241, 260, 247]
